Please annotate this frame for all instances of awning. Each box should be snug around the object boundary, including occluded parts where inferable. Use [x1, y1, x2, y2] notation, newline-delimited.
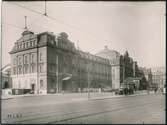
[62, 76, 72, 81]
[124, 77, 142, 83]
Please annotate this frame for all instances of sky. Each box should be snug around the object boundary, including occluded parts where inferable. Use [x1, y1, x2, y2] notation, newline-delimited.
[1, 1, 166, 68]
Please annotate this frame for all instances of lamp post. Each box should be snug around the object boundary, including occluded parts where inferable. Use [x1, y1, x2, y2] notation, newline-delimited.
[87, 59, 90, 99]
[37, 39, 39, 94]
[56, 55, 59, 93]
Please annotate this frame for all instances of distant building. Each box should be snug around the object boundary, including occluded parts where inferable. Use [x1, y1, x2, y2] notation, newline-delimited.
[139, 67, 152, 89]
[151, 67, 165, 89]
[96, 47, 143, 90]
[10, 30, 145, 94]
[95, 46, 122, 89]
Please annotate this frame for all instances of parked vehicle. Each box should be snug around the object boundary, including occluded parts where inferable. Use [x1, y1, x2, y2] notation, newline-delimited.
[115, 88, 124, 95]
[115, 88, 134, 95]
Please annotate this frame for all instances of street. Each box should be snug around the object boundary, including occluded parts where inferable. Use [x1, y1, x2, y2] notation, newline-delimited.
[1, 93, 165, 124]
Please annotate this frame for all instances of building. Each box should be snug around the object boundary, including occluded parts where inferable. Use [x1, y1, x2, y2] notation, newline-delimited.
[1, 64, 12, 89]
[139, 67, 153, 89]
[10, 30, 144, 95]
[151, 67, 165, 89]
[96, 47, 144, 90]
[1, 64, 12, 95]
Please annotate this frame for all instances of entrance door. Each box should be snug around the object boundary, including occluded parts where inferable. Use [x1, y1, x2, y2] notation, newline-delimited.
[62, 81, 67, 91]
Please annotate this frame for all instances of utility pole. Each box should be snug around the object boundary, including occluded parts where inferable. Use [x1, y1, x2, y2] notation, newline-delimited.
[87, 58, 90, 99]
[123, 65, 125, 88]
[77, 41, 81, 92]
[56, 55, 59, 93]
[37, 39, 39, 94]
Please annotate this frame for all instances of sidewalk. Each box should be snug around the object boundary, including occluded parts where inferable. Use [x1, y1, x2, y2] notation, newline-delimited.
[1, 90, 155, 101]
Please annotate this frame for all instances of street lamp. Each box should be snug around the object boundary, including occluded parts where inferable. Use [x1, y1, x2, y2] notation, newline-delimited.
[87, 59, 90, 99]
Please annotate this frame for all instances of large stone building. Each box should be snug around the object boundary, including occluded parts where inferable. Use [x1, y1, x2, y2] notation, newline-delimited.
[10, 30, 145, 94]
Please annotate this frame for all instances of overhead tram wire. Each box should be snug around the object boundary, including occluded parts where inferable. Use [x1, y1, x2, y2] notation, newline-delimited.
[9, 2, 83, 31]
[2, 22, 39, 34]
[29, 14, 44, 27]
[10, 2, 44, 15]
[2, 22, 25, 30]
[9, 2, 109, 44]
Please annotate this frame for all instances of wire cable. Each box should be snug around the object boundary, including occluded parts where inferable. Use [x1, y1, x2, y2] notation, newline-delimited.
[2, 22, 38, 34]
[10, 2, 43, 15]
[2, 22, 25, 30]
[8, 2, 108, 43]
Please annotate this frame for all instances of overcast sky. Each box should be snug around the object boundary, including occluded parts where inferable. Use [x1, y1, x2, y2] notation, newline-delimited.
[1, 1, 166, 68]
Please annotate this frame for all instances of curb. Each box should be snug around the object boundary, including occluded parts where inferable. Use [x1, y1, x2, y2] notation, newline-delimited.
[90, 93, 148, 101]
[1, 92, 150, 101]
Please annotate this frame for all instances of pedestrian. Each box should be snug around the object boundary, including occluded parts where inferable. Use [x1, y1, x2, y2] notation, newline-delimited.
[155, 88, 157, 93]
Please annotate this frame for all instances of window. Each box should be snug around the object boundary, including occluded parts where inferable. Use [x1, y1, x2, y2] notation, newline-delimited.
[26, 42, 29, 48]
[33, 40, 36, 46]
[23, 43, 26, 48]
[31, 54, 35, 63]
[13, 58, 17, 65]
[24, 65, 28, 74]
[13, 67, 17, 75]
[31, 64, 36, 73]
[32, 41, 34, 46]
[39, 53, 42, 61]
[18, 66, 22, 74]
[40, 80, 44, 89]
[39, 64, 44, 73]
[18, 57, 22, 65]
[24, 55, 28, 64]
[30, 41, 33, 47]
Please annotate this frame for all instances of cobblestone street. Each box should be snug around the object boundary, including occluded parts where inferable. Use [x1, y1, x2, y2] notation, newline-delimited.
[1, 93, 165, 124]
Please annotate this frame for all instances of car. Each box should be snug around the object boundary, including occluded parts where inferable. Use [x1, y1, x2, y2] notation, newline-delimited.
[115, 88, 124, 95]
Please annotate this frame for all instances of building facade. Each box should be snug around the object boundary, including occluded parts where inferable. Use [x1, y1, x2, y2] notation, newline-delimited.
[139, 67, 152, 89]
[10, 30, 144, 94]
[1, 64, 12, 89]
[151, 67, 165, 89]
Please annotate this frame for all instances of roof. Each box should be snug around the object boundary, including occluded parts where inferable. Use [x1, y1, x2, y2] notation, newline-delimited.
[95, 46, 120, 60]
